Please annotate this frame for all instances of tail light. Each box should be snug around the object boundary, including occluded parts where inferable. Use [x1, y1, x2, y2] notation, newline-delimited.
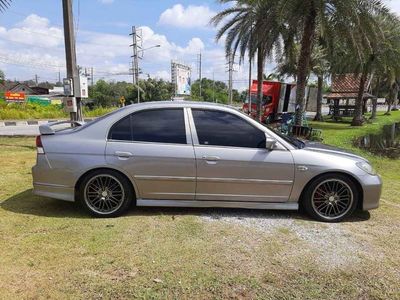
[36, 136, 45, 154]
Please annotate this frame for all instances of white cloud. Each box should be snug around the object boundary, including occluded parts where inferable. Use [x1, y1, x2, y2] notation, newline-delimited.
[154, 70, 170, 80]
[0, 14, 63, 48]
[158, 4, 216, 29]
[0, 14, 216, 84]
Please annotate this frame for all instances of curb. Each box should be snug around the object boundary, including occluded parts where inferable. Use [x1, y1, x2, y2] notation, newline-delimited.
[0, 119, 94, 127]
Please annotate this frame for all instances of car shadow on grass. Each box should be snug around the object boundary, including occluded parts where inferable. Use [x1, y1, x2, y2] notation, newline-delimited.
[1, 189, 90, 219]
[1, 189, 371, 223]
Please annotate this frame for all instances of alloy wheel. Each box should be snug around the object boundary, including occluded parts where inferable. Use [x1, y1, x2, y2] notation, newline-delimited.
[84, 174, 125, 215]
[311, 179, 354, 220]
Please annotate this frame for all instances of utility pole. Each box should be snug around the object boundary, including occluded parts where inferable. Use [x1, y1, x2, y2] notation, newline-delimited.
[62, 0, 82, 121]
[58, 71, 61, 84]
[248, 57, 252, 114]
[90, 67, 94, 86]
[212, 71, 216, 103]
[198, 53, 202, 99]
[34, 74, 39, 86]
[130, 26, 142, 103]
[228, 52, 234, 105]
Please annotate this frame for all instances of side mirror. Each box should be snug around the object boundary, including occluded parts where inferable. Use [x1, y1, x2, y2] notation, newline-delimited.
[265, 135, 277, 150]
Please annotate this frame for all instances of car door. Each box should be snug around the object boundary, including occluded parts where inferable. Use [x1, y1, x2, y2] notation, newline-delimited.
[105, 108, 196, 200]
[189, 108, 295, 203]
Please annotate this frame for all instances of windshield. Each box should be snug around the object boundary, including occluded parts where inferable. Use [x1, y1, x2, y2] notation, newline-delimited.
[246, 94, 272, 105]
[265, 125, 305, 149]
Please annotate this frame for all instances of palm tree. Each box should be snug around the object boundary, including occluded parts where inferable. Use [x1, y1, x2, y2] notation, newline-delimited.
[0, 0, 11, 12]
[276, 0, 389, 125]
[341, 12, 400, 125]
[211, 0, 284, 120]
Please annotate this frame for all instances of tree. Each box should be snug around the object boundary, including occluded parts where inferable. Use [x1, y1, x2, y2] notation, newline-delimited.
[212, 0, 284, 120]
[276, 0, 389, 125]
[191, 78, 240, 103]
[0, 69, 4, 84]
[329, 12, 400, 124]
[88, 79, 175, 107]
[0, 0, 11, 12]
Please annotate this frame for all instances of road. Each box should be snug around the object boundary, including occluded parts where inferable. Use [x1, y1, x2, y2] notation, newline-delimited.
[0, 124, 41, 136]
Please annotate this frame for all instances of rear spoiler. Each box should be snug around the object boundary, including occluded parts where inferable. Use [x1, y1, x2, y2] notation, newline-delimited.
[39, 121, 84, 135]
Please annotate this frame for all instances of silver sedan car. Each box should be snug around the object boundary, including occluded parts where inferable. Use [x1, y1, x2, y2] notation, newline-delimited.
[32, 101, 382, 222]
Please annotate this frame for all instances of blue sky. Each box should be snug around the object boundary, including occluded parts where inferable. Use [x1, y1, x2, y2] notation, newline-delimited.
[1, 0, 399, 90]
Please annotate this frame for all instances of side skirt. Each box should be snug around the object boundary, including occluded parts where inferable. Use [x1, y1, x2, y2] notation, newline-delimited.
[136, 199, 298, 210]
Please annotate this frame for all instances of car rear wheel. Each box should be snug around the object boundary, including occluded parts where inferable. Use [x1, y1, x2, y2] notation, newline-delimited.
[303, 174, 359, 222]
[78, 170, 134, 217]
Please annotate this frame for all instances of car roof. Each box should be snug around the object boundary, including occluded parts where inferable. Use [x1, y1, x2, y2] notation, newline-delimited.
[122, 100, 236, 110]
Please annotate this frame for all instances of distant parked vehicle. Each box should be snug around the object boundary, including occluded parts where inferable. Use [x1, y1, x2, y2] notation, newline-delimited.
[32, 102, 381, 222]
[242, 80, 317, 123]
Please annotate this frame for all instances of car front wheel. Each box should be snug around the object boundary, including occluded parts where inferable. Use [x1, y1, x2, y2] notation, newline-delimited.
[303, 174, 359, 222]
[78, 169, 134, 217]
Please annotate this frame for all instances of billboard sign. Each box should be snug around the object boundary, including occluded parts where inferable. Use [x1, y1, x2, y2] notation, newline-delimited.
[171, 61, 191, 96]
[5, 91, 25, 102]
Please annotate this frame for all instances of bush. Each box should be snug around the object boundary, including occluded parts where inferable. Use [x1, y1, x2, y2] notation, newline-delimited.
[0, 102, 117, 120]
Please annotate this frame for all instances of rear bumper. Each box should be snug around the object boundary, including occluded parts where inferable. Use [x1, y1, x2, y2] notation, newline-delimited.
[361, 174, 382, 211]
[33, 182, 75, 202]
[32, 157, 75, 202]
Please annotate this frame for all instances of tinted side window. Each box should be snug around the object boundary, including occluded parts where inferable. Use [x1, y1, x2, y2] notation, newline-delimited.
[131, 109, 186, 144]
[108, 116, 132, 141]
[192, 109, 265, 148]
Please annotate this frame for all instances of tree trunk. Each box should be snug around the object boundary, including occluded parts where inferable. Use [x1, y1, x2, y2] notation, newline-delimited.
[313, 75, 324, 121]
[385, 82, 399, 115]
[294, 3, 317, 126]
[351, 69, 369, 126]
[370, 98, 377, 119]
[256, 46, 264, 122]
[370, 77, 380, 120]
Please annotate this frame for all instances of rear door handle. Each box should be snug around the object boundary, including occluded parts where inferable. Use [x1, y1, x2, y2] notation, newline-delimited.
[115, 151, 132, 158]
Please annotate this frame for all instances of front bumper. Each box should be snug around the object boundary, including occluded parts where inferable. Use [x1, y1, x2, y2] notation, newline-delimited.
[360, 174, 382, 211]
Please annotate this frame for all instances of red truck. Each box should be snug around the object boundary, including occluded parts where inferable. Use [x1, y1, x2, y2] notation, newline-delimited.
[243, 80, 317, 123]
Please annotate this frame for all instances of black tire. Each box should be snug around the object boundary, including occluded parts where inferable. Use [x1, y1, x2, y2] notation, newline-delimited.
[302, 174, 359, 222]
[78, 169, 134, 217]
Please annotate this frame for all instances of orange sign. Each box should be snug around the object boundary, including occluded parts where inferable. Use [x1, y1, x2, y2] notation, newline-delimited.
[5, 91, 26, 101]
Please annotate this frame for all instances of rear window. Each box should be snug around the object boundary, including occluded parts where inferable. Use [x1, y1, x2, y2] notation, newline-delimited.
[131, 109, 186, 144]
[109, 116, 132, 141]
[108, 108, 187, 144]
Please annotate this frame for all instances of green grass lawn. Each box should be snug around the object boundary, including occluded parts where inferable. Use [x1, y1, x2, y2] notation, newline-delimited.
[0, 113, 399, 299]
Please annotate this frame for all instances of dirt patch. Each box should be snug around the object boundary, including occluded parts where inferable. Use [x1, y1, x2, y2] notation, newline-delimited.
[201, 209, 375, 270]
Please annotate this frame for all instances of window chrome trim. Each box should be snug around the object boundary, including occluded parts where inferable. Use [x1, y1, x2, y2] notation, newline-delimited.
[107, 140, 194, 147]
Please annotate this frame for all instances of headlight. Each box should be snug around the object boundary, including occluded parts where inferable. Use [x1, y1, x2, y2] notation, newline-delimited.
[356, 161, 376, 175]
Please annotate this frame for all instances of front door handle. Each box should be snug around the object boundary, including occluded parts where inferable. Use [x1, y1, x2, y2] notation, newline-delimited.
[115, 151, 132, 159]
[202, 155, 220, 162]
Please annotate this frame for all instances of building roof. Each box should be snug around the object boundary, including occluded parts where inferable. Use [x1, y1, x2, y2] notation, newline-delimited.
[325, 74, 375, 99]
